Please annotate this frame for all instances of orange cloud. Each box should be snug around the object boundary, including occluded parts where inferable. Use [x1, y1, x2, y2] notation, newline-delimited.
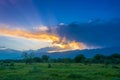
[0, 27, 59, 42]
[0, 26, 87, 52]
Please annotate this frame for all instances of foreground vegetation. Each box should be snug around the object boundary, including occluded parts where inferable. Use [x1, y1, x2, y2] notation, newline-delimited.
[0, 53, 120, 80]
[0, 63, 120, 80]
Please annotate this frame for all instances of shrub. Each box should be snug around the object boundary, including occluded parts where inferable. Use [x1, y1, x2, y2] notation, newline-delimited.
[9, 62, 15, 66]
[48, 63, 52, 68]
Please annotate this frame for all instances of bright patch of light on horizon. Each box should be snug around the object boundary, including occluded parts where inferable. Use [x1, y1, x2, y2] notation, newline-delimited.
[0, 36, 52, 51]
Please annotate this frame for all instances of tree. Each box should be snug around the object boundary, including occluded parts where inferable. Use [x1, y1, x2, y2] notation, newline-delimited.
[57, 58, 64, 63]
[33, 57, 42, 63]
[22, 52, 34, 64]
[84, 58, 92, 65]
[22, 52, 29, 64]
[74, 54, 86, 63]
[92, 54, 106, 63]
[41, 55, 49, 62]
[29, 52, 34, 63]
[49, 59, 57, 63]
[108, 53, 120, 64]
[29, 52, 34, 59]
[64, 58, 72, 63]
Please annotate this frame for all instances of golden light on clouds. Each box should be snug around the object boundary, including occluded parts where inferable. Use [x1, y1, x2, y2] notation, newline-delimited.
[0, 27, 60, 42]
[53, 41, 85, 50]
[0, 25, 87, 52]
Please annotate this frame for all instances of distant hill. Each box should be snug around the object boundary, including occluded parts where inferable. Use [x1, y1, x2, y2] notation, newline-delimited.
[0, 48, 22, 59]
[0, 47, 120, 59]
[34, 46, 120, 58]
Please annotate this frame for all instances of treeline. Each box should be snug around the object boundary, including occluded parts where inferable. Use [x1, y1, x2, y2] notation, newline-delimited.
[0, 53, 120, 65]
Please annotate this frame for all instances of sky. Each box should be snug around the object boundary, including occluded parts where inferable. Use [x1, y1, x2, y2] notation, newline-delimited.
[0, 0, 120, 51]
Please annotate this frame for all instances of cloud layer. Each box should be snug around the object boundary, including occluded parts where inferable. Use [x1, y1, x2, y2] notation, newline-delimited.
[0, 24, 87, 52]
[0, 19, 120, 52]
[56, 19, 120, 47]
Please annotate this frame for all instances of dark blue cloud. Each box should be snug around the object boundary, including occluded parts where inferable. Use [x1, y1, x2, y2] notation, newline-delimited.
[56, 19, 120, 47]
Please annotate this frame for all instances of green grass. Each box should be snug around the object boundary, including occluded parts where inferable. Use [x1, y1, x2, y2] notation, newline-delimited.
[0, 63, 120, 80]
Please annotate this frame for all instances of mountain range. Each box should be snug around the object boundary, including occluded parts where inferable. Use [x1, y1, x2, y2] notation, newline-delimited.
[0, 47, 120, 59]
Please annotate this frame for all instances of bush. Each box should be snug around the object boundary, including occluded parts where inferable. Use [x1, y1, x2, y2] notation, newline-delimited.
[9, 62, 15, 66]
[48, 63, 52, 68]
[29, 66, 41, 73]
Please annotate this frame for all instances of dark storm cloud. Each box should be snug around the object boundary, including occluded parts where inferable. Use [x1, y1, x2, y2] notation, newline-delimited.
[56, 19, 120, 47]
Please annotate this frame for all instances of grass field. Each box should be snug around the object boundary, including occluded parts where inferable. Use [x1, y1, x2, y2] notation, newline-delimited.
[0, 63, 120, 80]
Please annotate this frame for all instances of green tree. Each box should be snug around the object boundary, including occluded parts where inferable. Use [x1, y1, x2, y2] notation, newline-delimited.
[92, 54, 106, 63]
[108, 53, 120, 64]
[41, 55, 49, 62]
[74, 54, 86, 63]
[22, 52, 34, 64]
[57, 58, 64, 63]
[29, 52, 34, 63]
[64, 58, 72, 63]
[33, 57, 42, 63]
[84, 58, 92, 65]
[22, 52, 29, 64]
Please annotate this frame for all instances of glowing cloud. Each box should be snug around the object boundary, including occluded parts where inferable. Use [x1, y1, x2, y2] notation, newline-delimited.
[0, 27, 59, 42]
[0, 25, 87, 52]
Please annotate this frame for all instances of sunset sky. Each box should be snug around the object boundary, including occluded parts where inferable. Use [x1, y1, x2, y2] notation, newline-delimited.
[0, 0, 120, 52]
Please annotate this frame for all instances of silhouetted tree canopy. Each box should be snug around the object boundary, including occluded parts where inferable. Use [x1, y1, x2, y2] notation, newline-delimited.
[41, 55, 49, 62]
[74, 54, 86, 63]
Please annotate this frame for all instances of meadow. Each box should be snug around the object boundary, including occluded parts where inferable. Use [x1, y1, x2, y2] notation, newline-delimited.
[0, 63, 120, 80]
